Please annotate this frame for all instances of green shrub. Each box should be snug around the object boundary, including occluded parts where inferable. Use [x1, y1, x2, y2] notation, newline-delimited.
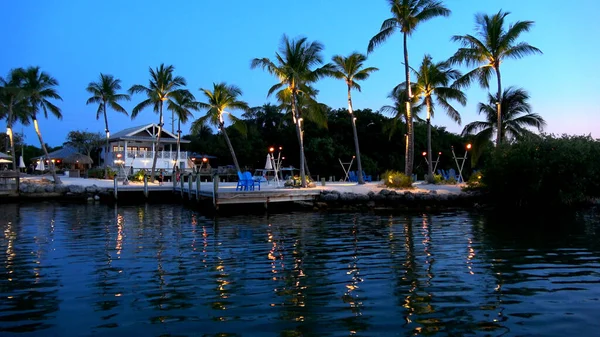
[131, 169, 146, 182]
[284, 175, 312, 187]
[463, 171, 485, 190]
[483, 135, 600, 207]
[383, 170, 413, 189]
[87, 167, 117, 179]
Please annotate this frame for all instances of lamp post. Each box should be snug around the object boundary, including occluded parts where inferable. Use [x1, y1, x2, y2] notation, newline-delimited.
[451, 144, 471, 183]
[269, 146, 283, 186]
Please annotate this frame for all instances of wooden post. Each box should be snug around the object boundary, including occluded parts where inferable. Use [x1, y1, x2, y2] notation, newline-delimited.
[188, 173, 193, 200]
[180, 172, 184, 198]
[195, 173, 200, 200]
[143, 175, 148, 198]
[172, 171, 176, 192]
[113, 175, 118, 200]
[212, 174, 219, 209]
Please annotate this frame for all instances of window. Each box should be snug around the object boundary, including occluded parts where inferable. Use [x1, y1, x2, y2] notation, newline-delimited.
[112, 146, 123, 152]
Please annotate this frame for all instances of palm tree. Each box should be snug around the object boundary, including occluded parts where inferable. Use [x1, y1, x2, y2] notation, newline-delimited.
[251, 34, 332, 188]
[0, 68, 30, 172]
[129, 64, 189, 182]
[330, 52, 379, 184]
[462, 87, 545, 162]
[20, 66, 63, 184]
[410, 55, 466, 182]
[368, 0, 451, 176]
[191, 82, 249, 173]
[380, 85, 422, 157]
[450, 10, 542, 146]
[167, 91, 198, 168]
[85, 73, 130, 179]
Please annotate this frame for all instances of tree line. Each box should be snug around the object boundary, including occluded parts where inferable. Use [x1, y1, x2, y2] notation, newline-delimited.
[1, 0, 544, 186]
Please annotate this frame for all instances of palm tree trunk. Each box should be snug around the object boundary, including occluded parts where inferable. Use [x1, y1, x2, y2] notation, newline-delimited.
[33, 117, 61, 184]
[403, 32, 414, 177]
[348, 86, 364, 184]
[150, 104, 163, 182]
[220, 122, 241, 173]
[292, 92, 307, 188]
[176, 118, 181, 169]
[495, 66, 503, 146]
[426, 98, 434, 183]
[102, 101, 110, 179]
[7, 126, 17, 172]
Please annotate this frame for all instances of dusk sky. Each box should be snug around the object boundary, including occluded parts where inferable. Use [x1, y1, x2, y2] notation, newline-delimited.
[2, 0, 599, 147]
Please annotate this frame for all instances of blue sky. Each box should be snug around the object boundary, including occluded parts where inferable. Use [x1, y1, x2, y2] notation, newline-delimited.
[2, 0, 599, 146]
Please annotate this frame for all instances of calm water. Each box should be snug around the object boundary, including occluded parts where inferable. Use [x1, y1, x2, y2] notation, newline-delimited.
[1, 203, 599, 337]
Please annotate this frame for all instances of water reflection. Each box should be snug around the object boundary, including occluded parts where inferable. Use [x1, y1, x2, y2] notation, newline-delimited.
[0, 204, 599, 336]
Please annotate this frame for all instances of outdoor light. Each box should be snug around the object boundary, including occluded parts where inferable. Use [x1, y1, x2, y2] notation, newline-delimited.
[279, 146, 282, 151]
[466, 143, 472, 150]
[269, 147, 275, 153]
[202, 157, 208, 163]
[422, 151, 427, 156]
[438, 152, 442, 155]
[191, 157, 196, 161]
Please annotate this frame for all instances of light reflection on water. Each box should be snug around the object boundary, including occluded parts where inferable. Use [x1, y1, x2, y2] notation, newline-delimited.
[0, 203, 599, 336]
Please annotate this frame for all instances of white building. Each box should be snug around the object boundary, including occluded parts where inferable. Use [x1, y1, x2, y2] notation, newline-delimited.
[105, 124, 192, 172]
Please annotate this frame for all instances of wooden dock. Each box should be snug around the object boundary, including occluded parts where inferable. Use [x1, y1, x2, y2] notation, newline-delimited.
[112, 173, 321, 210]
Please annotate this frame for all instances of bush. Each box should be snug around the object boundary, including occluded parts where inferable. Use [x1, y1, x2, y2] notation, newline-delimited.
[463, 171, 485, 190]
[131, 169, 146, 182]
[284, 175, 312, 188]
[87, 167, 117, 179]
[483, 135, 600, 207]
[383, 170, 413, 189]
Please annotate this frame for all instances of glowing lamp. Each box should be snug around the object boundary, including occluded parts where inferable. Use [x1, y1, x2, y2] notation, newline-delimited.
[269, 147, 275, 153]
[466, 144, 472, 150]
[202, 157, 208, 163]
[422, 152, 427, 156]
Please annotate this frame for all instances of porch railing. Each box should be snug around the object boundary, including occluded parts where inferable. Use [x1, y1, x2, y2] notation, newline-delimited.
[112, 151, 188, 161]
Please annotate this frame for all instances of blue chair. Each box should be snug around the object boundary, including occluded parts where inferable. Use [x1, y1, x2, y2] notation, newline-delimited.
[237, 171, 251, 191]
[448, 168, 461, 182]
[362, 171, 372, 182]
[244, 171, 260, 191]
[348, 171, 358, 182]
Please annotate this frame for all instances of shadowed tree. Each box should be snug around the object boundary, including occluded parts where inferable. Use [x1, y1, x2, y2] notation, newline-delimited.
[20, 66, 63, 184]
[450, 10, 542, 146]
[251, 34, 333, 187]
[329, 52, 379, 184]
[191, 82, 249, 173]
[462, 87, 546, 163]
[408, 55, 466, 182]
[276, 87, 328, 178]
[0, 68, 30, 172]
[85, 73, 130, 179]
[129, 64, 190, 181]
[368, 0, 451, 176]
[166, 91, 198, 167]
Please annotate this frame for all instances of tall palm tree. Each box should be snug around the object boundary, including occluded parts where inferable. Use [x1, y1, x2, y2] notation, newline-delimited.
[276, 87, 327, 179]
[85, 73, 130, 179]
[167, 91, 198, 168]
[0, 68, 30, 172]
[251, 34, 332, 188]
[410, 55, 466, 182]
[20, 66, 63, 184]
[191, 82, 249, 173]
[462, 87, 545, 162]
[330, 52, 379, 184]
[368, 0, 451, 176]
[450, 10, 542, 146]
[380, 85, 422, 157]
[129, 64, 189, 182]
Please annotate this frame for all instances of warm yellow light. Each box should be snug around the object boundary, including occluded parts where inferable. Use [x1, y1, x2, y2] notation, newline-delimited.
[466, 143, 472, 150]
[438, 152, 442, 155]
[422, 151, 427, 156]
[269, 147, 275, 153]
[191, 157, 195, 161]
[352, 155, 356, 159]
[279, 146, 282, 151]
[202, 157, 208, 163]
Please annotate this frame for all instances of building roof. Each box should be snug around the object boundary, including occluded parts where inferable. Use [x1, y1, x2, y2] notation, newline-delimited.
[109, 124, 190, 143]
[32, 146, 81, 160]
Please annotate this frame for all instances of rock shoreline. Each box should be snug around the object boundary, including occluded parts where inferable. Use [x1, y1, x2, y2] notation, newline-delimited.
[9, 180, 486, 211]
[313, 188, 486, 211]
